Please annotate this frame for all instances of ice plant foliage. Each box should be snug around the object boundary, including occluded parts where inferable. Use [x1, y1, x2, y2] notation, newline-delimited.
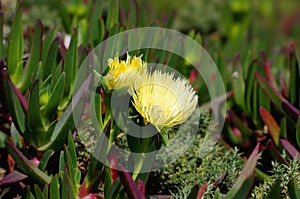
[132, 71, 198, 131]
[105, 54, 147, 90]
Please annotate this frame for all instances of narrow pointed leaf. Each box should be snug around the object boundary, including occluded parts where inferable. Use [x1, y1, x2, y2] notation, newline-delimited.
[64, 30, 78, 98]
[288, 178, 300, 199]
[106, 0, 119, 29]
[267, 180, 281, 199]
[281, 100, 299, 123]
[0, 67, 25, 134]
[117, 164, 145, 199]
[267, 139, 289, 166]
[280, 138, 300, 164]
[255, 72, 285, 112]
[297, 116, 300, 148]
[225, 143, 260, 198]
[6, 140, 52, 185]
[43, 37, 59, 79]
[7, 4, 23, 84]
[20, 19, 43, 91]
[260, 106, 280, 146]
[26, 80, 46, 147]
[0, 170, 28, 185]
[34, 184, 44, 199]
[50, 174, 60, 199]
[41, 72, 65, 117]
[288, 43, 300, 107]
[38, 149, 55, 171]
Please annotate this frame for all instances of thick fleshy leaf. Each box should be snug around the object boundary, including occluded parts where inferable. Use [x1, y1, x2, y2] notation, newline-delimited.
[0, 11, 3, 58]
[34, 184, 44, 199]
[26, 80, 46, 147]
[7, 3, 23, 85]
[232, 53, 246, 110]
[43, 37, 59, 79]
[281, 100, 299, 123]
[288, 43, 300, 108]
[106, 0, 119, 29]
[267, 180, 281, 199]
[0, 66, 25, 134]
[288, 178, 300, 199]
[280, 138, 300, 164]
[0, 170, 27, 185]
[64, 30, 78, 98]
[297, 116, 300, 148]
[117, 164, 145, 199]
[187, 184, 199, 199]
[260, 107, 280, 146]
[267, 139, 289, 166]
[42, 28, 57, 70]
[6, 140, 52, 185]
[225, 142, 260, 198]
[50, 174, 60, 199]
[38, 149, 55, 171]
[41, 72, 65, 118]
[20, 19, 43, 91]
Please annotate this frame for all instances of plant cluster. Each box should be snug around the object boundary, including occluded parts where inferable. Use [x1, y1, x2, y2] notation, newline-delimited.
[0, 0, 299, 199]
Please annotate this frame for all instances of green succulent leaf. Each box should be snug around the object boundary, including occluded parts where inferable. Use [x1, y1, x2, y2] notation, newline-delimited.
[288, 178, 300, 199]
[26, 80, 47, 147]
[225, 143, 259, 199]
[7, 3, 23, 85]
[20, 19, 43, 91]
[38, 149, 55, 171]
[5, 140, 52, 186]
[0, 66, 25, 134]
[49, 174, 60, 199]
[260, 106, 280, 146]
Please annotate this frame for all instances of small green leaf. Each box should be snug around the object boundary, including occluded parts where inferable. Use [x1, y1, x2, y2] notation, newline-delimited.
[267, 180, 281, 199]
[267, 139, 289, 166]
[107, 178, 122, 199]
[260, 107, 280, 146]
[42, 28, 57, 68]
[38, 150, 55, 171]
[64, 30, 78, 98]
[106, 0, 119, 29]
[59, 151, 65, 172]
[297, 116, 300, 148]
[43, 184, 49, 199]
[7, 4, 23, 85]
[288, 178, 300, 199]
[104, 166, 113, 199]
[26, 80, 46, 147]
[20, 19, 43, 91]
[288, 44, 300, 108]
[280, 138, 300, 164]
[49, 174, 60, 199]
[187, 184, 199, 199]
[41, 72, 65, 118]
[43, 37, 59, 79]
[255, 72, 285, 112]
[0, 67, 25, 134]
[34, 184, 44, 199]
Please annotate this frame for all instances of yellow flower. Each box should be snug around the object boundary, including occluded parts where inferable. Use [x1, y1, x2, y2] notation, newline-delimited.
[105, 54, 147, 90]
[132, 71, 198, 131]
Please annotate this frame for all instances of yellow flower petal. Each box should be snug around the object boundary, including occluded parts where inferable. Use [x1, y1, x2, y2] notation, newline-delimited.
[132, 71, 198, 131]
